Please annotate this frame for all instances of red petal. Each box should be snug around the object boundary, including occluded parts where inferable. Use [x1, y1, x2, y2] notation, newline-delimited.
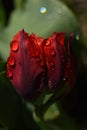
[64, 33, 76, 87]
[43, 32, 66, 90]
[56, 32, 66, 46]
[7, 30, 45, 100]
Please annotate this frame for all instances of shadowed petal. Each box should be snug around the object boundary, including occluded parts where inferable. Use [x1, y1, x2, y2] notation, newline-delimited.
[64, 33, 76, 87]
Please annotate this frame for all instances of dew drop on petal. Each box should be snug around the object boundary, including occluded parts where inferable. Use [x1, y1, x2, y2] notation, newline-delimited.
[10, 41, 19, 51]
[50, 62, 55, 71]
[50, 49, 56, 56]
[52, 67, 55, 71]
[45, 40, 51, 46]
[7, 70, 13, 78]
[50, 62, 54, 66]
[40, 7, 47, 14]
[7, 57, 15, 66]
[53, 81, 57, 88]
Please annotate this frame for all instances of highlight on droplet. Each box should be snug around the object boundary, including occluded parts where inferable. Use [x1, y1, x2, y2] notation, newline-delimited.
[7, 70, 13, 78]
[10, 41, 19, 52]
[40, 7, 47, 14]
[7, 56, 15, 66]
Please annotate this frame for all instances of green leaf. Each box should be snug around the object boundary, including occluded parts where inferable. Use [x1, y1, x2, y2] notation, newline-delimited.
[44, 103, 60, 121]
[0, 62, 6, 73]
[0, 3, 5, 27]
[0, 73, 26, 130]
[0, 120, 8, 130]
[13, 0, 25, 9]
[0, 0, 79, 60]
[0, 128, 8, 130]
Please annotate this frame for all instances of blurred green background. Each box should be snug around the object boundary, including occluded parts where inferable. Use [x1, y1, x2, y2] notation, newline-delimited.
[0, 0, 87, 130]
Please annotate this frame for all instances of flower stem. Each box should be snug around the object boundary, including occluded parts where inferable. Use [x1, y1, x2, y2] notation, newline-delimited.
[33, 108, 52, 130]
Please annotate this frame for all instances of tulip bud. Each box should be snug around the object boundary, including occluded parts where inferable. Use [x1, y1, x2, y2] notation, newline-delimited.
[7, 30, 76, 101]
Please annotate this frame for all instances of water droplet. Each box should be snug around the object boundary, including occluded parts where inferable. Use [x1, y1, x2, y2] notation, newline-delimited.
[45, 40, 51, 46]
[76, 34, 79, 40]
[7, 56, 15, 66]
[52, 68, 55, 71]
[40, 7, 47, 14]
[53, 81, 57, 87]
[50, 49, 56, 56]
[50, 62, 55, 71]
[50, 62, 54, 66]
[7, 70, 13, 78]
[10, 41, 19, 51]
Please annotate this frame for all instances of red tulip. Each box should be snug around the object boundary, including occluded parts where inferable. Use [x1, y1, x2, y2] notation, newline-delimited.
[7, 30, 76, 101]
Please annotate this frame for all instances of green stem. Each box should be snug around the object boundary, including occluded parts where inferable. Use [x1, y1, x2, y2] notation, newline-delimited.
[33, 109, 52, 130]
[37, 118, 52, 130]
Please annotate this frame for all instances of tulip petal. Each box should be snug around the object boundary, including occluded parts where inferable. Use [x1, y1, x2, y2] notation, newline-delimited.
[43, 33, 66, 90]
[7, 30, 45, 100]
[64, 33, 76, 87]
